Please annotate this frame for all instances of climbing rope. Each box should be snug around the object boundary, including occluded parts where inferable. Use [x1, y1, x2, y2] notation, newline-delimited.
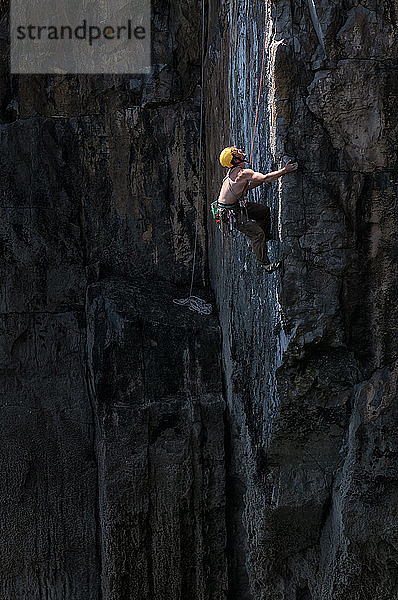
[249, 0, 270, 169]
[173, 0, 212, 315]
[173, 296, 212, 315]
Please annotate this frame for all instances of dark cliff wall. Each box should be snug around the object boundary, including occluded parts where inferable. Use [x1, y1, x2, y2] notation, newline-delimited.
[206, 0, 398, 599]
[1, 0, 398, 598]
[0, 1, 227, 598]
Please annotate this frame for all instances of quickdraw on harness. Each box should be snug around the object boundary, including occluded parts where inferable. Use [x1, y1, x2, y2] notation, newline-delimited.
[211, 198, 248, 237]
[211, 168, 250, 237]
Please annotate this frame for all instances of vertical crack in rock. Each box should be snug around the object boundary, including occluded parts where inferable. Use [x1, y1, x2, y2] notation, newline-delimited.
[85, 278, 225, 599]
[223, 406, 251, 600]
[85, 296, 104, 600]
[307, 0, 326, 56]
[145, 407, 155, 600]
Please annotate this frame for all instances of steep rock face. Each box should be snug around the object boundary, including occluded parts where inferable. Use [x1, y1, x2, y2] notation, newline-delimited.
[2, 0, 398, 597]
[0, 1, 226, 598]
[1, 0, 209, 293]
[206, 0, 398, 598]
[0, 309, 99, 598]
[87, 278, 226, 599]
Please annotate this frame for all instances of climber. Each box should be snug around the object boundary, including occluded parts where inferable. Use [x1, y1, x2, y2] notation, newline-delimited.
[216, 146, 298, 272]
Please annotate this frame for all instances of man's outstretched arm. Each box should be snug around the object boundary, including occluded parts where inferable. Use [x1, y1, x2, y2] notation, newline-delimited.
[238, 159, 298, 189]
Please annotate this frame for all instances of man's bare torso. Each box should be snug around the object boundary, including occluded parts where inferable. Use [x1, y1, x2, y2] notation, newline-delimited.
[217, 167, 248, 205]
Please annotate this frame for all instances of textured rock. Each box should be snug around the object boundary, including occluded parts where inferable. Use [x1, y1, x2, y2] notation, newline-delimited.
[0, 0, 226, 598]
[1, 0, 398, 597]
[86, 278, 226, 599]
[206, 0, 398, 598]
[0, 311, 99, 599]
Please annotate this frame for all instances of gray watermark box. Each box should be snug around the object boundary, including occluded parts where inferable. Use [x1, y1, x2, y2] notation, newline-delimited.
[10, 0, 151, 74]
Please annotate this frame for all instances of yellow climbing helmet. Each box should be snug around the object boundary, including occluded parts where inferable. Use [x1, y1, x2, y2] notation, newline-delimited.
[219, 146, 236, 168]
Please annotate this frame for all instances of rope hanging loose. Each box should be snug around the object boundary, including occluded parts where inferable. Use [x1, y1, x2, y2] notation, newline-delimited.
[173, 296, 212, 315]
[249, 0, 270, 169]
[173, 0, 212, 316]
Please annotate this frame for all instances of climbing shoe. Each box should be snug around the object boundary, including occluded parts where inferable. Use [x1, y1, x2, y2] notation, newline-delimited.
[263, 260, 282, 273]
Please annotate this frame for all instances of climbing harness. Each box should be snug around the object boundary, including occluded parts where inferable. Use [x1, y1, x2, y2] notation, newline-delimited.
[211, 166, 250, 236]
[173, 0, 212, 316]
[211, 200, 240, 237]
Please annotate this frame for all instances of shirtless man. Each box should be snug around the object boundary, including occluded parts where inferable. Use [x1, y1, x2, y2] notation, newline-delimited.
[218, 145, 298, 272]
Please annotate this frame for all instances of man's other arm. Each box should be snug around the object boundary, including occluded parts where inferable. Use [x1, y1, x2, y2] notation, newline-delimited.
[237, 160, 298, 190]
